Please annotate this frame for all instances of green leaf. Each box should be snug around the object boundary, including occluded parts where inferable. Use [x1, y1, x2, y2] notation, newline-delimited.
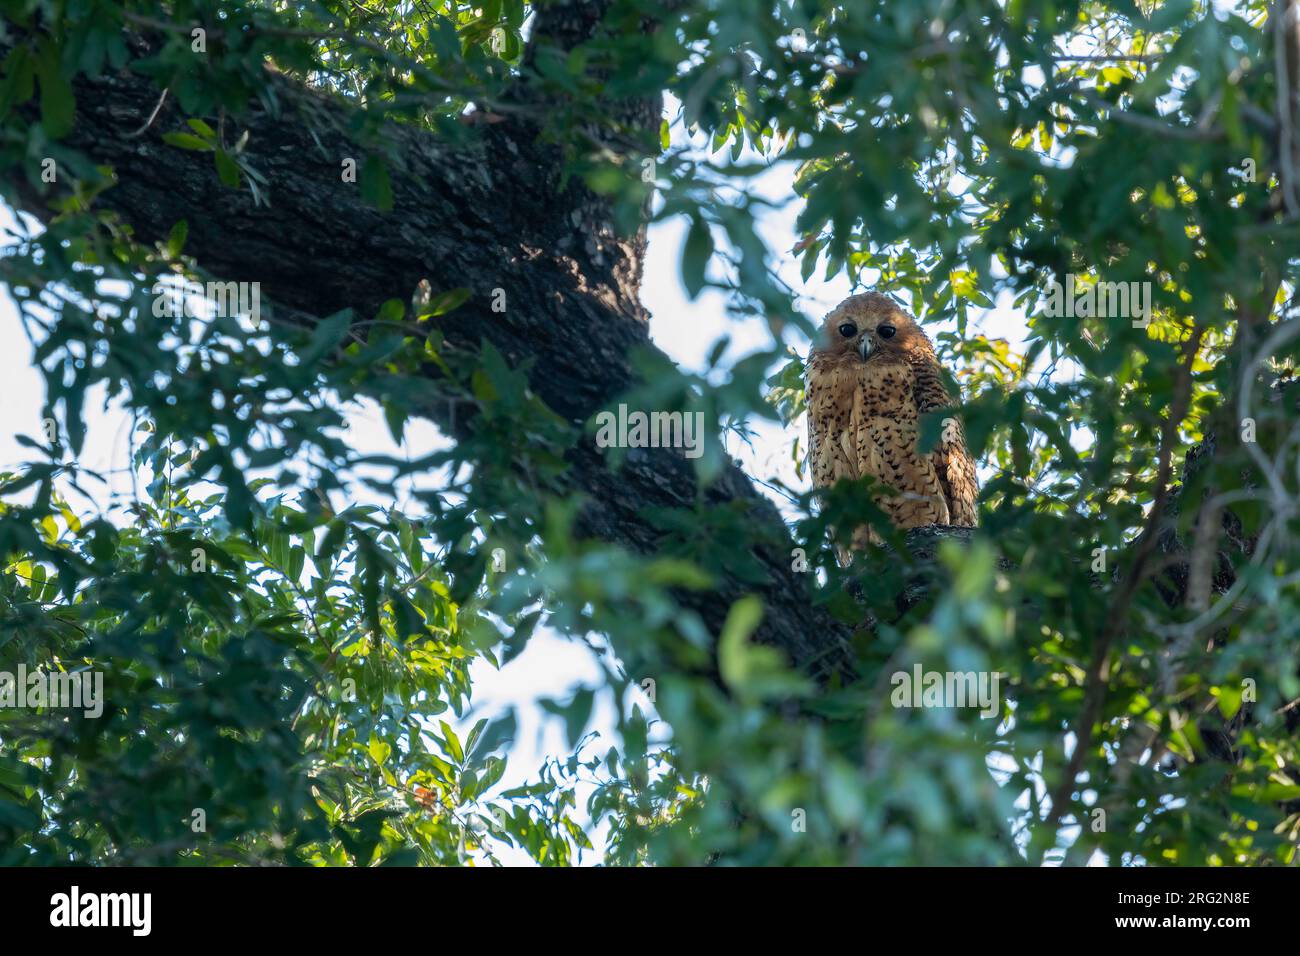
[681, 215, 713, 298]
[300, 309, 354, 366]
[161, 132, 215, 152]
[0, 45, 36, 119]
[361, 154, 393, 212]
[375, 298, 405, 323]
[167, 220, 189, 258]
[441, 721, 464, 764]
[562, 687, 594, 748]
[215, 149, 241, 188]
[35, 41, 74, 138]
[417, 288, 471, 319]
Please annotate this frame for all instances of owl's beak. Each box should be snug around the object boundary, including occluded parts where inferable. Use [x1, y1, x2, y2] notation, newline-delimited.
[858, 336, 873, 361]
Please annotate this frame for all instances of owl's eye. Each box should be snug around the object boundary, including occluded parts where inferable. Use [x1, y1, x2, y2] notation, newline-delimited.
[837, 323, 857, 338]
[878, 324, 897, 339]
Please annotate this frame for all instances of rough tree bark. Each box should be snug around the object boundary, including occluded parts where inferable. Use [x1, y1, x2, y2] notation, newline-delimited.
[5, 3, 869, 680]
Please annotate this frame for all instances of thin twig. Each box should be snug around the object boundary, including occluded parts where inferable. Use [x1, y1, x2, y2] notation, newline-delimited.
[123, 88, 169, 139]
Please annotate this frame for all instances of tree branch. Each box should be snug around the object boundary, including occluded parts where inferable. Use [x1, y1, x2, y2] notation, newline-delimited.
[1044, 323, 1208, 834]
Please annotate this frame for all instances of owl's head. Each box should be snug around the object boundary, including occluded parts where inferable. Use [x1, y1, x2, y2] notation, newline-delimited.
[815, 292, 929, 363]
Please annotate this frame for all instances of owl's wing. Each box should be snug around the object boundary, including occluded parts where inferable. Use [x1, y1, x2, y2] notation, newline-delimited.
[932, 418, 979, 527]
[806, 357, 863, 490]
[864, 415, 949, 526]
[911, 358, 979, 527]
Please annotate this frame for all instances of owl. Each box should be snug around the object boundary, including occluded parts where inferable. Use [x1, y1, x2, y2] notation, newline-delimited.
[805, 292, 978, 553]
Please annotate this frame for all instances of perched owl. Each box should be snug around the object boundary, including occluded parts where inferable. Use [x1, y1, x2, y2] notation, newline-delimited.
[805, 292, 978, 552]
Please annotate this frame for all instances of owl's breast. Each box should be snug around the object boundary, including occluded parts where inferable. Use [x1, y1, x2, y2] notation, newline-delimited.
[854, 358, 916, 422]
[806, 355, 917, 423]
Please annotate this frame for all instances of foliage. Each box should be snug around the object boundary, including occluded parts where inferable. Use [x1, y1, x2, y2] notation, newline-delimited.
[1, 0, 1298, 866]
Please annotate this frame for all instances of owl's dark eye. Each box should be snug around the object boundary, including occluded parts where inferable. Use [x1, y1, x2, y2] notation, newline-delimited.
[878, 324, 897, 339]
[837, 323, 857, 338]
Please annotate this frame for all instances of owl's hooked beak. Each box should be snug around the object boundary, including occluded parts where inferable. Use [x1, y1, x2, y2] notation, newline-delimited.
[857, 335, 873, 361]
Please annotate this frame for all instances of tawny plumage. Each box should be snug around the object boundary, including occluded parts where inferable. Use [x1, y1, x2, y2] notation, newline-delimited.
[806, 292, 978, 553]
